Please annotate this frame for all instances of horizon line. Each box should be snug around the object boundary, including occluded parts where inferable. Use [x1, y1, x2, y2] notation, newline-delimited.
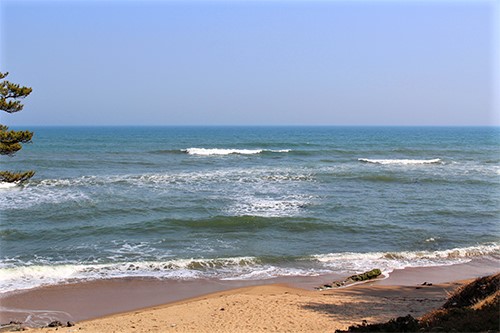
[5, 124, 500, 128]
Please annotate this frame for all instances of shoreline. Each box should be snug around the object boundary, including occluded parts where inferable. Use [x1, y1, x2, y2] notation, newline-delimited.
[1, 257, 498, 330]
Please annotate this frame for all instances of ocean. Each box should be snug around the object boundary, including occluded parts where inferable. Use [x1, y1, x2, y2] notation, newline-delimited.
[1, 126, 499, 293]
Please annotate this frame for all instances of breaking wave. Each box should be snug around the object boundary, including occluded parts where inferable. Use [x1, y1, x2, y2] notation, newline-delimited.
[358, 158, 442, 165]
[313, 243, 500, 273]
[182, 148, 290, 156]
[0, 182, 19, 190]
[1, 243, 497, 293]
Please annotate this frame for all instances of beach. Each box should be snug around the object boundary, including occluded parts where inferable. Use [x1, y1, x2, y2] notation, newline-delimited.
[1, 259, 498, 332]
[2, 0, 498, 330]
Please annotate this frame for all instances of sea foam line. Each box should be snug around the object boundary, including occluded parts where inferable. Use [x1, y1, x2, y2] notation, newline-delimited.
[0, 257, 262, 293]
[182, 148, 290, 156]
[358, 158, 442, 165]
[1, 244, 497, 293]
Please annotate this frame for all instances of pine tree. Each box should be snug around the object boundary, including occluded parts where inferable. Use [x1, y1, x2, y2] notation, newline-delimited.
[0, 72, 34, 183]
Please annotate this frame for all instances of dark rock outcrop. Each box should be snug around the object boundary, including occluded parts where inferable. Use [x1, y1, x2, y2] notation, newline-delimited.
[316, 269, 383, 290]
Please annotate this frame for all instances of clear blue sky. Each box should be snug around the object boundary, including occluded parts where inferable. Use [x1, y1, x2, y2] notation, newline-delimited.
[1, 0, 498, 126]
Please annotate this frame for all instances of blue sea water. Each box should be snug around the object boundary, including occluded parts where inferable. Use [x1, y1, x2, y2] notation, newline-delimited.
[1, 126, 499, 292]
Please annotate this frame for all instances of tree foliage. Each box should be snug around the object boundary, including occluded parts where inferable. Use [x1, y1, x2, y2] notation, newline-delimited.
[0, 170, 35, 183]
[0, 72, 33, 113]
[0, 72, 34, 183]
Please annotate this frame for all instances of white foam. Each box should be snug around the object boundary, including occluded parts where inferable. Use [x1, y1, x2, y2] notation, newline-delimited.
[227, 195, 311, 217]
[0, 182, 19, 189]
[0, 257, 261, 293]
[129, 167, 312, 190]
[0, 186, 90, 210]
[313, 243, 500, 275]
[448, 162, 500, 178]
[221, 266, 326, 281]
[1, 244, 498, 293]
[183, 148, 290, 156]
[358, 158, 442, 165]
[0, 256, 326, 293]
[0, 166, 316, 210]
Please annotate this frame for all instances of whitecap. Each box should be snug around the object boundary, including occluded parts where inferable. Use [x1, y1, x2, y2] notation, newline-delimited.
[358, 158, 442, 165]
[0, 182, 19, 190]
[184, 148, 261, 155]
[227, 195, 311, 217]
[182, 148, 290, 156]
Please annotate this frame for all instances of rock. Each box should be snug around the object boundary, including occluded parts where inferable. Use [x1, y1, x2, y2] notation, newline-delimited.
[0, 324, 22, 333]
[67, 321, 75, 327]
[317, 269, 382, 290]
[47, 321, 64, 328]
[347, 269, 382, 282]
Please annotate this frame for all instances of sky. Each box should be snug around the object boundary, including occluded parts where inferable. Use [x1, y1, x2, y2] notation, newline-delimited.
[0, 0, 498, 126]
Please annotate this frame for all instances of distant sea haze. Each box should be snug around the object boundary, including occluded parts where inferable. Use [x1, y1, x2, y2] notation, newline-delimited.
[1, 126, 499, 292]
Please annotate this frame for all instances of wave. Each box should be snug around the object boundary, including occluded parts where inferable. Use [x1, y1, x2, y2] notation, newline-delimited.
[226, 195, 312, 218]
[0, 256, 309, 293]
[358, 158, 442, 165]
[0, 182, 19, 190]
[182, 148, 290, 156]
[1, 243, 497, 293]
[313, 243, 500, 273]
[148, 149, 185, 155]
[0, 167, 315, 210]
[25, 167, 312, 189]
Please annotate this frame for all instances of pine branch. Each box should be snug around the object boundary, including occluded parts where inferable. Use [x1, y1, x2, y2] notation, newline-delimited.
[0, 170, 35, 183]
[0, 125, 33, 155]
[0, 72, 35, 181]
[0, 143, 22, 155]
[0, 128, 33, 144]
[0, 72, 33, 113]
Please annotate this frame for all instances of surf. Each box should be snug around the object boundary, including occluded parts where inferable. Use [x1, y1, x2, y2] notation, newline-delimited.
[182, 148, 290, 156]
[358, 158, 442, 165]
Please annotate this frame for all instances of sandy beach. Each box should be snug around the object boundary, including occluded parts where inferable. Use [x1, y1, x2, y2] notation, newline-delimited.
[26, 282, 461, 333]
[1, 259, 498, 332]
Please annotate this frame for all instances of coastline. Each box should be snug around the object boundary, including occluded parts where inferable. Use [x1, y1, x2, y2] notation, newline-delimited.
[1, 258, 498, 331]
